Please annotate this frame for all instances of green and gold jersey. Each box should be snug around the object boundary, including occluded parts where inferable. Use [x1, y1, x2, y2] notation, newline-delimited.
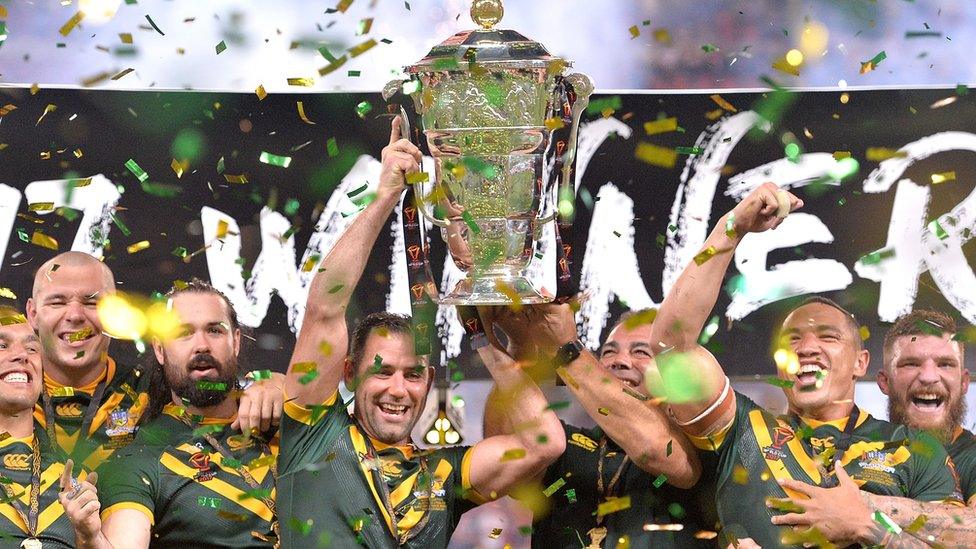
[947, 427, 976, 506]
[33, 358, 150, 471]
[691, 391, 960, 548]
[97, 404, 278, 548]
[530, 422, 717, 549]
[277, 391, 484, 548]
[0, 432, 84, 548]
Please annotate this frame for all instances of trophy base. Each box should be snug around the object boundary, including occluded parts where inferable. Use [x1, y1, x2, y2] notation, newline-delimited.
[440, 275, 552, 306]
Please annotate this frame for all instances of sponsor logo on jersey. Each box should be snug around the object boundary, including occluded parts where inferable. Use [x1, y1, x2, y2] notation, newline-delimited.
[3, 453, 30, 470]
[56, 402, 84, 418]
[569, 433, 598, 452]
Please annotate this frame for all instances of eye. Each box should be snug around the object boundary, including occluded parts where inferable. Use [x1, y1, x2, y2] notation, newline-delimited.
[406, 369, 424, 380]
[178, 327, 194, 338]
[208, 326, 224, 335]
[600, 348, 616, 358]
[634, 349, 651, 358]
[939, 362, 956, 369]
[0, 342, 7, 349]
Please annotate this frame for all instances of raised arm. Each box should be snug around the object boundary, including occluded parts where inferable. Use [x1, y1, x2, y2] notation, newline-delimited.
[652, 183, 801, 427]
[466, 343, 566, 499]
[285, 118, 419, 405]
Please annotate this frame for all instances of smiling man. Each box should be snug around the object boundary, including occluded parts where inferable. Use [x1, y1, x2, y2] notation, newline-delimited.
[67, 280, 279, 548]
[276, 119, 564, 547]
[651, 182, 961, 547]
[0, 303, 92, 547]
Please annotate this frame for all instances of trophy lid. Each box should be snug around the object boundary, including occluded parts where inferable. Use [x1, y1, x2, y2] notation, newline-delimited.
[407, 0, 567, 72]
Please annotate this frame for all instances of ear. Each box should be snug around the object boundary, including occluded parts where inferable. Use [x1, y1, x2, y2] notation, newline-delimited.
[152, 338, 166, 366]
[876, 368, 890, 396]
[25, 298, 38, 330]
[342, 358, 357, 390]
[853, 348, 870, 378]
[963, 368, 970, 390]
[232, 327, 241, 357]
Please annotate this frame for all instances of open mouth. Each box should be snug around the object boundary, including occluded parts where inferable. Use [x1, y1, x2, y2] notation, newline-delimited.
[1, 371, 31, 385]
[795, 362, 825, 390]
[377, 403, 409, 420]
[910, 393, 946, 412]
[58, 328, 95, 347]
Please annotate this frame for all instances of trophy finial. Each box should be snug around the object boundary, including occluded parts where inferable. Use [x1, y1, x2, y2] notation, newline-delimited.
[471, 0, 504, 29]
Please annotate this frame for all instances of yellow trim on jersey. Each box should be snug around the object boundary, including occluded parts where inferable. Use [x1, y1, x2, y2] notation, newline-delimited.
[967, 493, 976, 508]
[0, 434, 32, 450]
[172, 441, 278, 485]
[0, 461, 72, 534]
[688, 414, 734, 451]
[349, 425, 396, 536]
[43, 357, 116, 397]
[747, 410, 810, 500]
[837, 441, 911, 469]
[800, 408, 869, 431]
[283, 391, 338, 425]
[158, 453, 274, 522]
[101, 502, 155, 525]
[460, 447, 488, 504]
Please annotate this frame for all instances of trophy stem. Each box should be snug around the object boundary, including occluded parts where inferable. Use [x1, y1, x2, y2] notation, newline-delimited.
[441, 268, 548, 306]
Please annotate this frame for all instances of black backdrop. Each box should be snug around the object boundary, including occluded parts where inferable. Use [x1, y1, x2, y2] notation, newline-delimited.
[0, 85, 974, 378]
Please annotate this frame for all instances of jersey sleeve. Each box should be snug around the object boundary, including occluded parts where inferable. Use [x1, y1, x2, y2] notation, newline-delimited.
[907, 432, 964, 504]
[277, 390, 351, 475]
[687, 390, 758, 454]
[95, 443, 159, 525]
[432, 444, 482, 523]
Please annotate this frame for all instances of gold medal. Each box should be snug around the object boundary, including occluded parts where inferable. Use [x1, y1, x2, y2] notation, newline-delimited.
[586, 526, 607, 548]
[20, 538, 43, 549]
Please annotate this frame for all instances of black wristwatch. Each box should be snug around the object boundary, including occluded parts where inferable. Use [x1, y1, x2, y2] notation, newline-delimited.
[554, 340, 584, 366]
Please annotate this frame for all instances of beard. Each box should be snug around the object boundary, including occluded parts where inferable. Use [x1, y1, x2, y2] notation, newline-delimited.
[888, 391, 967, 444]
[167, 354, 237, 408]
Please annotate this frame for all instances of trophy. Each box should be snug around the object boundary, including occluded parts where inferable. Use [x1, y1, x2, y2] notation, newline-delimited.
[385, 0, 592, 305]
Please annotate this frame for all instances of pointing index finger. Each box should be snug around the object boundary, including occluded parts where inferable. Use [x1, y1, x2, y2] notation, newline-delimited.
[60, 459, 74, 492]
[389, 116, 402, 146]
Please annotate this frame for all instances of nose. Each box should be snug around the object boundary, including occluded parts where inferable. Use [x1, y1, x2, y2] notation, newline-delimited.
[4, 342, 29, 366]
[189, 330, 212, 355]
[386, 372, 408, 399]
[64, 301, 86, 323]
[793, 332, 821, 359]
[917, 360, 941, 385]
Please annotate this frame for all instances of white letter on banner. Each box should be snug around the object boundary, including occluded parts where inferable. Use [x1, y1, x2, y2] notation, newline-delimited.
[0, 185, 22, 271]
[858, 132, 976, 322]
[203, 154, 382, 331]
[23, 175, 121, 258]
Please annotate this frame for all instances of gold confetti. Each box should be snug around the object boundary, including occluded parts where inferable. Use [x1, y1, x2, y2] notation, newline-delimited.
[709, 94, 737, 112]
[255, 85, 267, 100]
[59, 11, 85, 37]
[544, 117, 565, 130]
[119, 33, 133, 44]
[110, 68, 135, 81]
[832, 151, 851, 160]
[30, 231, 58, 251]
[348, 38, 377, 58]
[643, 117, 678, 135]
[0, 315, 27, 326]
[30, 84, 40, 95]
[0, 288, 16, 299]
[73, 149, 83, 158]
[865, 147, 907, 161]
[771, 58, 800, 76]
[653, 28, 672, 44]
[318, 56, 348, 76]
[597, 496, 631, 517]
[634, 142, 677, 168]
[216, 220, 229, 239]
[297, 101, 316, 125]
[171, 158, 187, 178]
[286, 77, 315, 87]
[931, 171, 956, 184]
[0, 104, 17, 116]
[35, 104, 57, 126]
[488, 528, 503, 539]
[127, 241, 150, 254]
[693, 245, 720, 265]
[732, 464, 748, 484]
[27, 203, 55, 212]
[223, 174, 248, 184]
[500, 448, 526, 461]
[406, 172, 429, 184]
[859, 326, 870, 341]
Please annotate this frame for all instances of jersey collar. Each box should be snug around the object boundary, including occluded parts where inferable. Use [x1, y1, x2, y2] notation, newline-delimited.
[43, 357, 116, 395]
[799, 407, 869, 431]
[162, 402, 236, 425]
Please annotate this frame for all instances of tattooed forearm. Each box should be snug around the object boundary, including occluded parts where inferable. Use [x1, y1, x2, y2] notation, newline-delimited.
[865, 493, 976, 548]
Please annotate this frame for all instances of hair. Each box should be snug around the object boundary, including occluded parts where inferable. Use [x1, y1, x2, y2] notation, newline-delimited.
[883, 309, 963, 370]
[143, 278, 245, 422]
[349, 312, 413, 372]
[788, 296, 863, 351]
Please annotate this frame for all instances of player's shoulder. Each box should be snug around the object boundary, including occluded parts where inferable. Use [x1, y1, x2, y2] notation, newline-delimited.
[108, 358, 152, 392]
[949, 427, 976, 459]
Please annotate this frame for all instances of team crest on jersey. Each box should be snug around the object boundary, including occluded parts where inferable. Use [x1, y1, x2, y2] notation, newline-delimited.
[858, 450, 896, 473]
[809, 436, 835, 451]
[226, 434, 254, 452]
[105, 409, 136, 437]
[56, 402, 84, 418]
[3, 453, 30, 471]
[189, 451, 216, 481]
[569, 433, 598, 452]
[762, 426, 794, 461]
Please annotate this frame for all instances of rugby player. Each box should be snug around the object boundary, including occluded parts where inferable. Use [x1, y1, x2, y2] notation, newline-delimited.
[65, 280, 280, 548]
[275, 118, 565, 547]
[651, 182, 961, 547]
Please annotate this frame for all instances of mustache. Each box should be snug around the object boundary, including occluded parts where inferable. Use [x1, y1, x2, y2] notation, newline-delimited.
[188, 354, 221, 370]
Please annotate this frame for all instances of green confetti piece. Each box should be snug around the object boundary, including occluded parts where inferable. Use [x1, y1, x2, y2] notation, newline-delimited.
[124, 158, 149, 182]
[144, 14, 165, 36]
[905, 31, 942, 38]
[327, 137, 339, 158]
[355, 101, 372, 118]
[259, 151, 292, 168]
[196, 381, 227, 391]
[250, 369, 273, 381]
[542, 477, 566, 497]
[585, 95, 623, 115]
[110, 212, 132, 236]
[192, 425, 225, 437]
[284, 198, 300, 216]
[215, 40, 227, 54]
[197, 496, 222, 508]
[765, 376, 794, 388]
[451, 370, 464, 382]
[928, 219, 949, 240]
[666, 439, 673, 457]
[545, 401, 571, 411]
[318, 46, 337, 62]
[288, 517, 313, 536]
[859, 248, 895, 265]
[432, 57, 460, 70]
[652, 474, 667, 488]
[957, 84, 970, 96]
[667, 502, 686, 519]
[701, 43, 719, 53]
[675, 146, 703, 155]
[222, 458, 242, 469]
[299, 370, 320, 385]
[0, 22, 7, 51]
[460, 156, 497, 179]
[347, 70, 361, 77]
[140, 181, 182, 198]
[216, 156, 225, 174]
[868, 50, 887, 66]
[238, 488, 272, 501]
[873, 510, 902, 534]
[461, 210, 480, 234]
[518, 526, 533, 536]
[565, 488, 577, 503]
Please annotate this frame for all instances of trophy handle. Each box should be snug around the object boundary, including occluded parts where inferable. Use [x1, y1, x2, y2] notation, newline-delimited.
[559, 72, 593, 196]
[414, 186, 450, 228]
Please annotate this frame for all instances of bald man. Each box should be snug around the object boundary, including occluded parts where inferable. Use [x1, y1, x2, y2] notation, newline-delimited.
[26, 252, 283, 471]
